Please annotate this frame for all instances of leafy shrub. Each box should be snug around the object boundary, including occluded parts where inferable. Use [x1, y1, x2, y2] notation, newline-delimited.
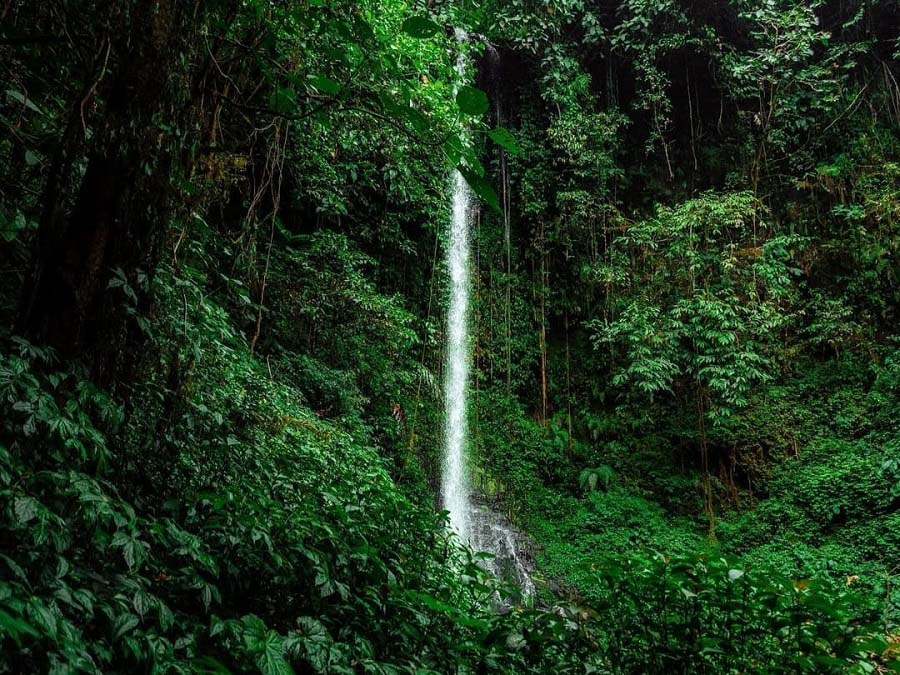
[595, 552, 896, 673]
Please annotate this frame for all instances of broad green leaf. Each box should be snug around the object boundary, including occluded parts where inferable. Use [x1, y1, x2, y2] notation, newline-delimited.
[0, 609, 39, 645]
[444, 136, 464, 166]
[113, 612, 139, 641]
[456, 86, 489, 116]
[295, 616, 329, 643]
[402, 16, 441, 39]
[379, 93, 428, 133]
[132, 590, 150, 618]
[5, 89, 43, 115]
[309, 76, 341, 96]
[13, 496, 37, 525]
[1, 554, 29, 585]
[488, 127, 522, 155]
[458, 166, 500, 214]
[257, 631, 293, 675]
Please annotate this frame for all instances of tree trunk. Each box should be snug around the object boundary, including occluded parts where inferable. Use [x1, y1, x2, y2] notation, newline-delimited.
[17, 0, 188, 384]
[539, 220, 548, 425]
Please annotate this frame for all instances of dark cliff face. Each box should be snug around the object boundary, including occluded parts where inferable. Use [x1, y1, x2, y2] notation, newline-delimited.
[474, 41, 530, 131]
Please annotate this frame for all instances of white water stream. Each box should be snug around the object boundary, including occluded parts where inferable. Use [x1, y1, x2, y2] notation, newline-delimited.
[440, 34, 535, 597]
[440, 32, 474, 545]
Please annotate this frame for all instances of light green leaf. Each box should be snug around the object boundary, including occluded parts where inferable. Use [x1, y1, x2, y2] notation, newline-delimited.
[14, 496, 37, 525]
[309, 76, 341, 96]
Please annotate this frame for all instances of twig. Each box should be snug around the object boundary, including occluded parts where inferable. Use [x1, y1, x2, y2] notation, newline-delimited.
[80, 36, 111, 136]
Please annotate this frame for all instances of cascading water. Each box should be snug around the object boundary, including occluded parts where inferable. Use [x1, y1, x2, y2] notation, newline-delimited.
[441, 32, 535, 597]
[441, 31, 474, 545]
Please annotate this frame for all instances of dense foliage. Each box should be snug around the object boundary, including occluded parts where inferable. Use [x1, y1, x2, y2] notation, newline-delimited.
[1, 0, 899, 672]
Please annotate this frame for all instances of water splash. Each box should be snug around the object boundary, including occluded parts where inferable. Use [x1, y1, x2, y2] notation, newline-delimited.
[470, 502, 536, 598]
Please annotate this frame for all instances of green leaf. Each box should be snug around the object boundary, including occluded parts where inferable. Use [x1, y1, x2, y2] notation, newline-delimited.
[379, 93, 428, 133]
[295, 616, 329, 643]
[309, 76, 341, 96]
[456, 86, 489, 116]
[401, 16, 441, 39]
[0, 609, 39, 645]
[458, 166, 500, 213]
[133, 590, 150, 618]
[269, 87, 296, 115]
[113, 612, 139, 641]
[1, 211, 29, 242]
[257, 632, 293, 675]
[241, 615, 294, 675]
[2, 554, 30, 585]
[158, 602, 174, 631]
[444, 136, 464, 166]
[5, 89, 44, 115]
[13, 496, 37, 525]
[487, 127, 522, 156]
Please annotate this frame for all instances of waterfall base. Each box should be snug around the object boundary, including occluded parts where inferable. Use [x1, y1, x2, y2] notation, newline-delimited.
[468, 497, 536, 599]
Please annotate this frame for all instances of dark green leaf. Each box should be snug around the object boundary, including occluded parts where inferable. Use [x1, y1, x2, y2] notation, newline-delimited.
[487, 127, 522, 155]
[456, 86, 489, 116]
[0, 609, 39, 645]
[269, 87, 296, 115]
[458, 166, 500, 213]
[402, 16, 441, 39]
[309, 76, 342, 96]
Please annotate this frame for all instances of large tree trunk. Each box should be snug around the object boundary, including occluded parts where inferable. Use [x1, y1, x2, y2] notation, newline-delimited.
[17, 0, 187, 384]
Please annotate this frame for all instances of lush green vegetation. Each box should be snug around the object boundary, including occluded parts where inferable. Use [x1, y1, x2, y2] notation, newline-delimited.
[1, 0, 899, 672]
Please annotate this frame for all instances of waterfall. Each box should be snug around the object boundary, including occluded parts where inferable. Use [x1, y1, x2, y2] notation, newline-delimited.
[441, 31, 474, 544]
[440, 32, 535, 598]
